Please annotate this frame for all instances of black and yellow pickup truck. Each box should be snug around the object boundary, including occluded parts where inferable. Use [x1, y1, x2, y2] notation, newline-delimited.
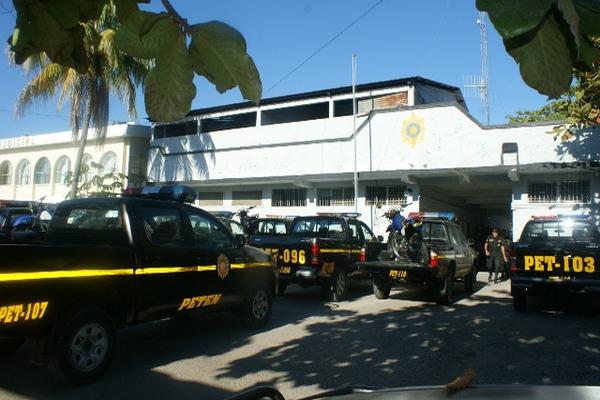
[249, 215, 386, 301]
[510, 216, 600, 311]
[358, 217, 478, 304]
[0, 186, 275, 383]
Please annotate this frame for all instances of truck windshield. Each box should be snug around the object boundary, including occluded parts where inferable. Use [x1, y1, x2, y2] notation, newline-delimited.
[291, 218, 344, 239]
[521, 220, 597, 241]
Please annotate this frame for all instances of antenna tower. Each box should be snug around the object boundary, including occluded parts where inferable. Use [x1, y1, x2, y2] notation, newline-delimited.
[464, 11, 490, 125]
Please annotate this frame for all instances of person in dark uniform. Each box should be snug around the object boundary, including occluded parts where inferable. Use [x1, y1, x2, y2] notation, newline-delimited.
[485, 228, 507, 283]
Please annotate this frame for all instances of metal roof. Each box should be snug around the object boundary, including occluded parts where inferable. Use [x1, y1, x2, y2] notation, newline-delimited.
[186, 76, 463, 117]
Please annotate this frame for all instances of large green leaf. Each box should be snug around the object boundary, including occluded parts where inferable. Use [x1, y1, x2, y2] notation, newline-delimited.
[574, 0, 600, 35]
[507, 13, 574, 98]
[144, 34, 196, 122]
[114, 11, 179, 59]
[189, 21, 262, 103]
[557, 0, 581, 55]
[477, 0, 555, 38]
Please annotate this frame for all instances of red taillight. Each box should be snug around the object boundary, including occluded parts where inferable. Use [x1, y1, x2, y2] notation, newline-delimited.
[430, 251, 438, 268]
[310, 239, 321, 265]
[359, 247, 366, 263]
[509, 248, 517, 273]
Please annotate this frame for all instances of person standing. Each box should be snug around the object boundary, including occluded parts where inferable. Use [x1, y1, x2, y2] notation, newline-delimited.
[485, 228, 507, 283]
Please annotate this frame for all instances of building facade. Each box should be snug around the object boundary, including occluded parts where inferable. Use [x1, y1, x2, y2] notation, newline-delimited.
[0, 123, 150, 202]
[147, 77, 599, 242]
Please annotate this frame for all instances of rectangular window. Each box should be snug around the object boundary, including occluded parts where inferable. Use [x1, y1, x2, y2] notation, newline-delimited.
[528, 181, 589, 203]
[232, 190, 262, 206]
[56, 207, 122, 230]
[262, 102, 329, 126]
[197, 191, 224, 206]
[366, 185, 407, 206]
[272, 189, 306, 207]
[521, 220, 597, 241]
[333, 99, 356, 117]
[317, 188, 355, 206]
[200, 112, 257, 133]
[153, 120, 198, 140]
[139, 206, 187, 246]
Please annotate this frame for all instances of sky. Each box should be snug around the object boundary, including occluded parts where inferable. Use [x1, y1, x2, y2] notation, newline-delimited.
[0, 0, 551, 139]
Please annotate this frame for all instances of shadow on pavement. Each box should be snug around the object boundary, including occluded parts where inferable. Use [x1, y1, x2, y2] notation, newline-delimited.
[0, 278, 597, 400]
[215, 286, 599, 395]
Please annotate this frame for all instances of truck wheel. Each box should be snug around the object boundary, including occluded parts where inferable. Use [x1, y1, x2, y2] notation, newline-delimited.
[0, 338, 25, 358]
[464, 264, 477, 293]
[513, 289, 527, 311]
[328, 268, 348, 302]
[48, 308, 116, 384]
[276, 280, 288, 296]
[372, 278, 391, 300]
[434, 268, 455, 305]
[238, 284, 273, 329]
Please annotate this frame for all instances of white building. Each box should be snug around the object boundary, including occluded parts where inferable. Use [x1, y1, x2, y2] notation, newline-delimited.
[0, 123, 150, 202]
[147, 77, 599, 242]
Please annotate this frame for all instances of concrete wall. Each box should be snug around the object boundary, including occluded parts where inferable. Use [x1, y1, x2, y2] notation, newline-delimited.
[0, 124, 150, 201]
[148, 104, 582, 184]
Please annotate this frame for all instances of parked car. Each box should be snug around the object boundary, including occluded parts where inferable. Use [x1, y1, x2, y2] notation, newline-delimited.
[250, 214, 385, 301]
[358, 216, 478, 304]
[510, 215, 600, 311]
[0, 186, 275, 383]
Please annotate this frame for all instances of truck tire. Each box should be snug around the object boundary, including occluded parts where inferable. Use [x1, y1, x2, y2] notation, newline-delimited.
[434, 267, 455, 305]
[372, 278, 391, 300]
[464, 264, 477, 293]
[48, 308, 116, 384]
[328, 268, 348, 302]
[276, 280, 288, 296]
[513, 289, 527, 311]
[0, 338, 25, 358]
[238, 284, 273, 329]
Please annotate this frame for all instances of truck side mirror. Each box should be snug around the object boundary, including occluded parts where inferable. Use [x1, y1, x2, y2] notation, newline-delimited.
[377, 235, 384, 243]
[235, 234, 246, 248]
[467, 238, 475, 246]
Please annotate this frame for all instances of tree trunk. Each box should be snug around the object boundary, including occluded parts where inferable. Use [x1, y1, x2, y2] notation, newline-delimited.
[69, 96, 93, 199]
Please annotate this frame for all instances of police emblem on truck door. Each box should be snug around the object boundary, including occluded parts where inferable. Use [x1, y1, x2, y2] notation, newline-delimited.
[217, 254, 230, 279]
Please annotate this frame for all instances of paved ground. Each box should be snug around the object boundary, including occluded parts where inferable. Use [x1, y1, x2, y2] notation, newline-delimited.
[0, 273, 598, 400]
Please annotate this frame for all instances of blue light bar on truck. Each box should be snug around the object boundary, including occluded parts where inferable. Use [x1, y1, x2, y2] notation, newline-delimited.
[122, 185, 197, 203]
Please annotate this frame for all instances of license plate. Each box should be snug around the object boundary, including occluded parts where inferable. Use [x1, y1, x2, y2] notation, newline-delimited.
[389, 269, 407, 278]
[523, 256, 596, 273]
[279, 266, 292, 274]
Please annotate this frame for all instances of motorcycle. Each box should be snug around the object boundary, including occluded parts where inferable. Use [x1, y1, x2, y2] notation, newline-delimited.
[11, 197, 54, 242]
[236, 205, 259, 235]
[383, 208, 428, 264]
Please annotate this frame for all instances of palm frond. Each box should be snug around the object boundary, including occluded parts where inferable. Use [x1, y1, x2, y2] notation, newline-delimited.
[15, 63, 67, 117]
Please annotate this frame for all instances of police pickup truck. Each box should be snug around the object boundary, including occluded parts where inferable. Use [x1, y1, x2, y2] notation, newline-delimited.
[0, 186, 275, 383]
[510, 215, 600, 311]
[249, 214, 385, 301]
[358, 215, 478, 304]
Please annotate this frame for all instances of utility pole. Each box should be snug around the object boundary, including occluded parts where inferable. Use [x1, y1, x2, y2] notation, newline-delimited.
[352, 54, 358, 213]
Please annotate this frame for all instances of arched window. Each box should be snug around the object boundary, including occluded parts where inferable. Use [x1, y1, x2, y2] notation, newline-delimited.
[0, 161, 11, 185]
[54, 156, 71, 185]
[100, 151, 117, 173]
[81, 154, 93, 182]
[34, 157, 51, 184]
[15, 159, 31, 185]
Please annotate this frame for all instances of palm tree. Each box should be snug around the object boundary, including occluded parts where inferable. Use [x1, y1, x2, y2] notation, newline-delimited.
[13, 2, 148, 198]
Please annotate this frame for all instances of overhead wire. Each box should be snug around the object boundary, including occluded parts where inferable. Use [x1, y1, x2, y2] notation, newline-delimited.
[264, 0, 386, 95]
